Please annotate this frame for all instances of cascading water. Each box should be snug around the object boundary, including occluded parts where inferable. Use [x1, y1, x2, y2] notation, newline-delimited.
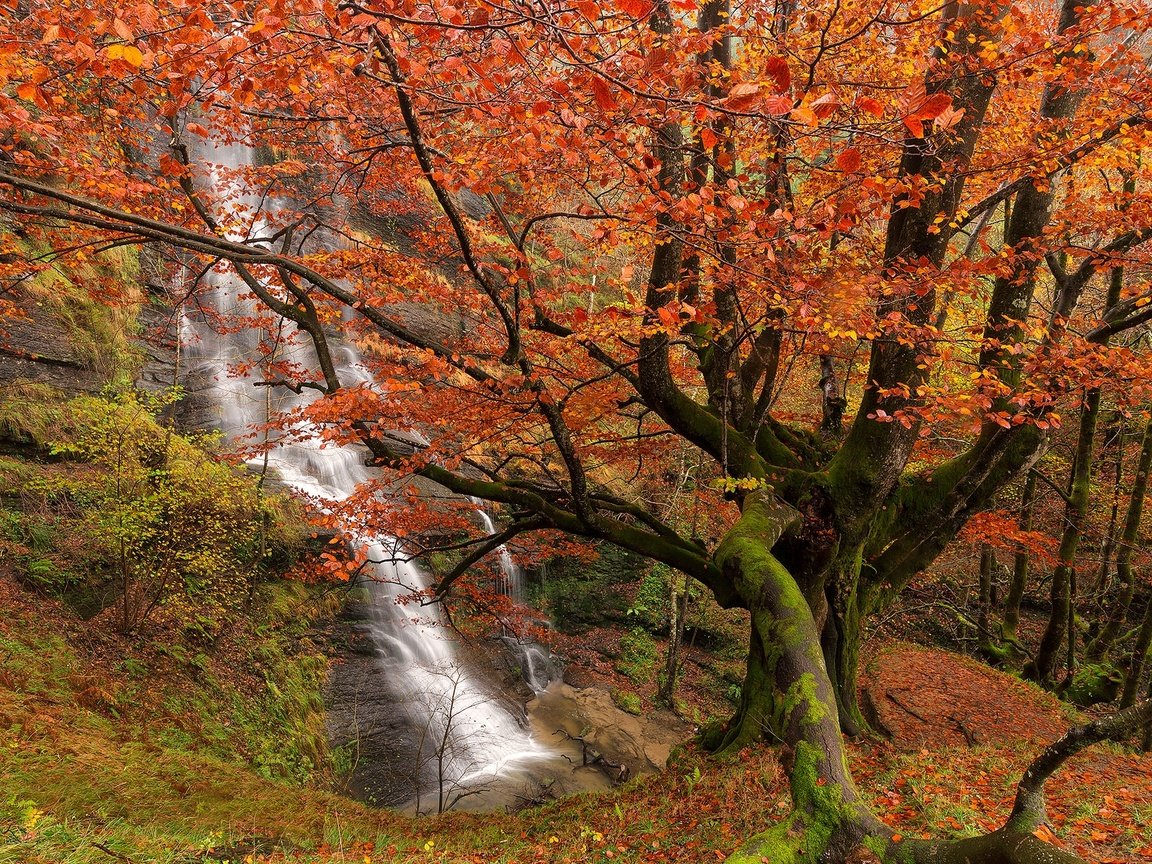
[182, 136, 578, 812]
[471, 501, 560, 693]
[471, 503, 524, 602]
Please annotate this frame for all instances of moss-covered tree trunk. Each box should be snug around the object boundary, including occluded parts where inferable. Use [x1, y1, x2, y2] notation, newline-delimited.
[712, 491, 882, 859]
[1121, 594, 1152, 709]
[1030, 387, 1101, 686]
[715, 492, 1152, 864]
[1087, 414, 1152, 662]
[822, 571, 873, 737]
[977, 544, 1002, 660]
[1002, 471, 1036, 644]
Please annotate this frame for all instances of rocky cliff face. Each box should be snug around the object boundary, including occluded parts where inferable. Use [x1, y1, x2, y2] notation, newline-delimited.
[0, 300, 110, 396]
[1, 287, 219, 435]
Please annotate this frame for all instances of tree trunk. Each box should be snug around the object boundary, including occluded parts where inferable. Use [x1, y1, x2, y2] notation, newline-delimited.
[658, 570, 691, 706]
[1002, 471, 1036, 644]
[1090, 412, 1124, 596]
[707, 491, 882, 858]
[1087, 415, 1152, 662]
[977, 545, 1000, 660]
[826, 580, 869, 737]
[1120, 594, 1152, 709]
[1031, 387, 1101, 686]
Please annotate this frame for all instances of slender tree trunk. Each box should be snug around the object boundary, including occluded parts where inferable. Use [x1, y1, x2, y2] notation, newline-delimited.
[1002, 471, 1036, 644]
[977, 544, 998, 658]
[1090, 413, 1124, 596]
[658, 570, 691, 706]
[1120, 595, 1152, 709]
[1031, 388, 1102, 686]
[1143, 680, 1152, 752]
[1088, 415, 1152, 661]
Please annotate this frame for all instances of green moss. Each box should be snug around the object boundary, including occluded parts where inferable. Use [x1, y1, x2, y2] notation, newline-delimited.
[1064, 663, 1123, 707]
[0, 382, 67, 445]
[615, 627, 660, 683]
[724, 817, 803, 864]
[18, 234, 144, 382]
[726, 742, 855, 863]
[610, 688, 643, 715]
[783, 673, 828, 727]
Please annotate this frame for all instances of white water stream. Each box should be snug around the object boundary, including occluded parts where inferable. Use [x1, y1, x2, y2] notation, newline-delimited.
[182, 139, 566, 811]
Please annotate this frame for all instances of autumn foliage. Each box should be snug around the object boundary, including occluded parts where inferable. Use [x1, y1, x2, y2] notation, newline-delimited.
[4, 0, 1152, 861]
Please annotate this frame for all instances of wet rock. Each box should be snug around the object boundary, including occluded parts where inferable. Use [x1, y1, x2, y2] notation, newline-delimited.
[527, 682, 692, 779]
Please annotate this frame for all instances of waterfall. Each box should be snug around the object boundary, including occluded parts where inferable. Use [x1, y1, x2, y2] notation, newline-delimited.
[182, 135, 562, 812]
[470, 500, 559, 693]
[471, 503, 524, 601]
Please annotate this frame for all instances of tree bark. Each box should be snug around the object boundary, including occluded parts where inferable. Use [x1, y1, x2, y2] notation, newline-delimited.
[1030, 387, 1101, 686]
[1120, 594, 1152, 709]
[977, 544, 999, 659]
[1002, 471, 1037, 644]
[709, 491, 884, 859]
[1088, 415, 1152, 662]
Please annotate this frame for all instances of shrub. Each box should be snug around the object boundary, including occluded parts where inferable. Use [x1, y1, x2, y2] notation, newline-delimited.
[539, 543, 644, 633]
[47, 391, 270, 634]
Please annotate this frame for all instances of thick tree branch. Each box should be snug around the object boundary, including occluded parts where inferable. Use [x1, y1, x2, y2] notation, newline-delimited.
[0, 170, 496, 384]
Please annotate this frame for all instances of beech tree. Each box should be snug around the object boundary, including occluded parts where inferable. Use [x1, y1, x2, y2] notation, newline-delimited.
[3, 0, 1152, 860]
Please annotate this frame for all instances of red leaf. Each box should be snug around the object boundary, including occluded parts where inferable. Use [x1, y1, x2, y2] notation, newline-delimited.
[762, 94, 794, 115]
[811, 91, 840, 119]
[657, 305, 679, 330]
[763, 56, 791, 93]
[726, 81, 760, 111]
[858, 96, 885, 117]
[576, 0, 598, 18]
[918, 92, 953, 120]
[589, 75, 617, 112]
[835, 148, 862, 173]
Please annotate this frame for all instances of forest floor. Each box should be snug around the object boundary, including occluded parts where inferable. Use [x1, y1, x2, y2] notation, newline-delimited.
[2, 567, 1151, 864]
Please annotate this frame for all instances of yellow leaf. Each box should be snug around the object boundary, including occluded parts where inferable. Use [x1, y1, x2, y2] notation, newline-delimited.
[122, 45, 144, 67]
[104, 43, 124, 60]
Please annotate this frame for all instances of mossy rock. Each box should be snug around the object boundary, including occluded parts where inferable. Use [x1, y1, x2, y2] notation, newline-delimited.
[610, 688, 643, 715]
[1065, 663, 1122, 707]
